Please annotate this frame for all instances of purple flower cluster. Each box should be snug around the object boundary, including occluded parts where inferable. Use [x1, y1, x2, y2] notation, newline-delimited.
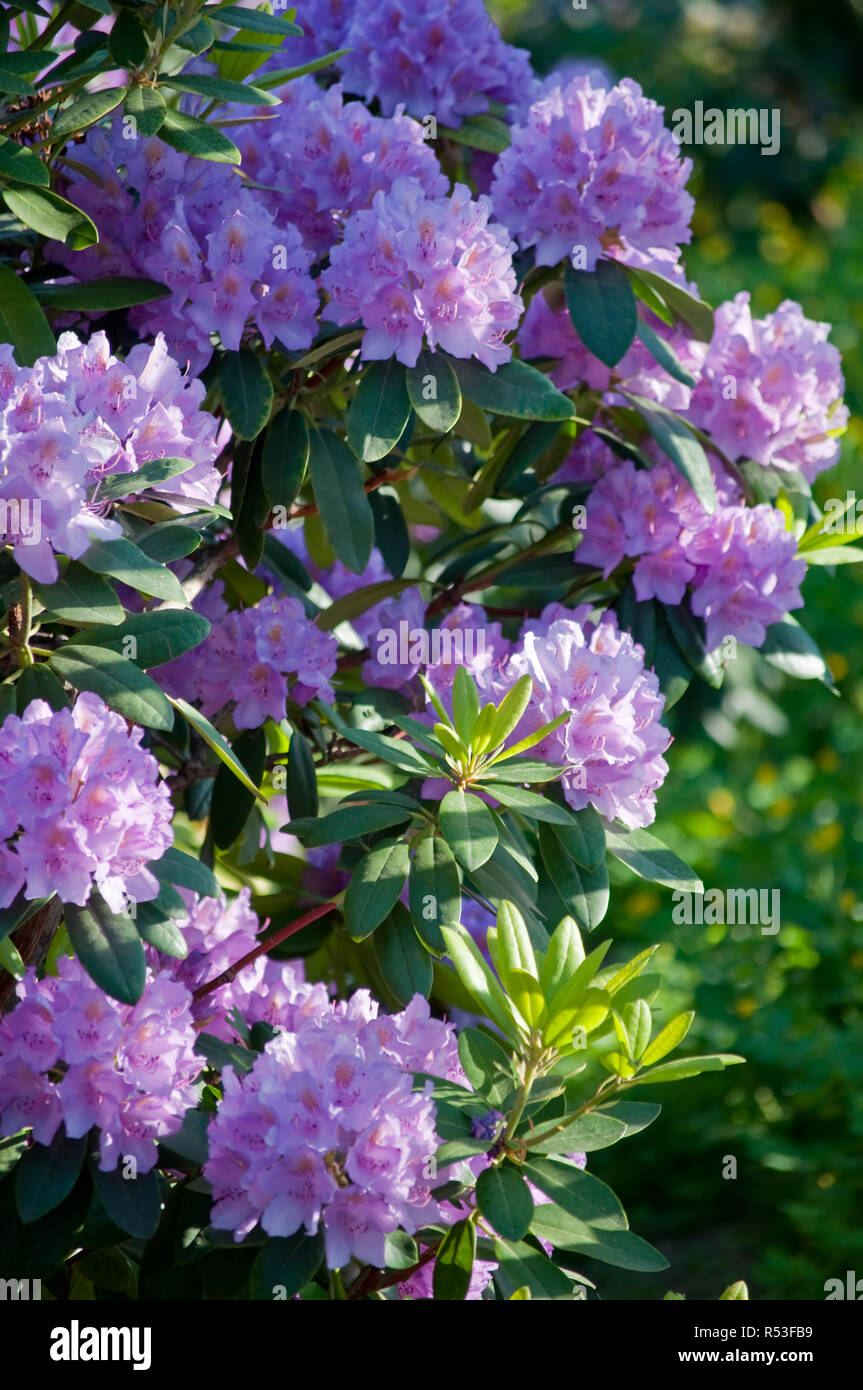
[0, 958, 200, 1171]
[292, 0, 536, 126]
[204, 990, 461, 1266]
[321, 178, 522, 368]
[161, 590, 338, 729]
[231, 76, 448, 258]
[421, 602, 670, 828]
[490, 74, 694, 272]
[0, 694, 173, 911]
[51, 129, 319, 372]
[577, 458, 806, 649]
[0, 330, 224, 583]
[147, 887, 331, 1043]
[688, 293, 848, 481]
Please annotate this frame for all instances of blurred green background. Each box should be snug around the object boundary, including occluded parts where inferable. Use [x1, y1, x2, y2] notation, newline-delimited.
[491, 0, 863, 1299]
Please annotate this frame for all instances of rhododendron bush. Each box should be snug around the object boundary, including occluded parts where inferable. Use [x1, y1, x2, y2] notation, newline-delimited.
[0, 0, 853, 1307]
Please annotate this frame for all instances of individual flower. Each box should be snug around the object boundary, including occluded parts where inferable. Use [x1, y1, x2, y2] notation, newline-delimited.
[0, 959, 200, 1171]
[49, 126, 319, 372]
[0, 693, 173, 911]
[687, 293, 848, 480]
[160, 591, 338, 730]
[0, 331, 224, 582]
[321, 178, 523, 369]
[230, 76, 448, 258]
[204, 990, 458, 1260]
[491, 74, 694, 272]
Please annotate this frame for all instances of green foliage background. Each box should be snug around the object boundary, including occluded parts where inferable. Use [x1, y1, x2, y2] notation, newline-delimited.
[491, 0, 863, 1299]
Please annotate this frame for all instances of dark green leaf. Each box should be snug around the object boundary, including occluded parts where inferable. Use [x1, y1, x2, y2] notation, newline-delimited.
[78, 536, 187, 603]
[285, 802, 411, 847]
[15, 1129, 87, 1224]
[67, 609, 210, 668]
[522, 1157, 625, 1228]
[604, 826, 703, 894]
[455, 358, 575, 421]
[285, 727, 318, 820]
[307, 426, 374, 574]
[151, 846, 219, 900]
[135, 906, 188, 957]
[476, 1163, 533, 1241]
[64, 891, 147, 1004]
[2, 182, 98, 248]
[160, 110, 241, 164]
[124, 84, 166, 138]
[409, 834, 461, 955]
[636, 318, 697, 387]
[539, 823, 609, 931]
[439, 112, 510, 153]
[221, 348, 273, 440]
[347, 359, 410, 462]
[0, 263, 56, 365]
[91, 1161, 160, 1239]
[406, 350, 462, 433]
[0, 136, 49, 187]
[345, 840, 411, 940]
[761, 614, 835, 685]
[109, 9, 149, 67]
[528, 1111, 628, 1155]
[374, 901, 433, 1003]
[167, 697, 266, 800]
[48, 643, 174, 731]
[493, 1237, 574, 1300]
[16, 662, 68, 712]
[528, 1204, 669, 1271]
[49, 87, 126, 143]
[433, 1218, 476, 1300]
[93, 457, 194, 501]
[262, 409, 308, 512]
[623, 265, 715, 342]
[250, 1228, 325, 1300]
[439, 789, 498, 871]
[33, 564, 123, 627]
[457, 1027, 515, 1107]
[370, 489, 410, 577]
[211, 728, 266, 850]
[34, 276, 172, 312]
[564, 259, 638, 368]
[216, 6, 302, 34]
[624, 393, 716, 513]
[161, 73, 280, 106]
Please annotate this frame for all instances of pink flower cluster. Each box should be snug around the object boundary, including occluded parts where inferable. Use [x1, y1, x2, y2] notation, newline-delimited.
[291, 0, 536, 127]
[0, 694, 173, 911]
[50, 129, 319, 372]
[321, 177, 523, 368]
[161, 590, 338, 730]
[0, 958, 200, 1172]
[422, 603, 671, 829]
[204, 990, 461, 1268]
[688, 292, 848, 481]
[230, 76, 448, 258]
[491, 74, 694, 272]
[577, 458, 806, 650]
[0, 330, 224, 583]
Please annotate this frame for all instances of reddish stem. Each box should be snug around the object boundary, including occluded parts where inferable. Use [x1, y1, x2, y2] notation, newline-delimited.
[192, 901, 338, 1002]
